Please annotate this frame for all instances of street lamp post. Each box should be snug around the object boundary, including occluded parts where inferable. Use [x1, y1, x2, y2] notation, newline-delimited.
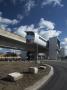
[36, 43, 41, 64]
[37, 43, 38, 61]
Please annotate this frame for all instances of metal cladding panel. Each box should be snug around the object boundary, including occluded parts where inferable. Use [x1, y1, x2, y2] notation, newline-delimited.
[49, 37, 60, 60]
[34, 33, 47, 47]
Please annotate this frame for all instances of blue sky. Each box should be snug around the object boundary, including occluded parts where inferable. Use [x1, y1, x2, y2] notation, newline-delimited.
[0, 0, 67, 49]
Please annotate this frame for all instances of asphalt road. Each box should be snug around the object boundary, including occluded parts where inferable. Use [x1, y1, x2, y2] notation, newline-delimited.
[39, 61, 67, 90]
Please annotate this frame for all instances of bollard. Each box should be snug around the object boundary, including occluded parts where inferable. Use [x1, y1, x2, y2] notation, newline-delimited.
[7, 72, 23, 81]
[39, 66, 46, 70]
[28, 67, 38, 74]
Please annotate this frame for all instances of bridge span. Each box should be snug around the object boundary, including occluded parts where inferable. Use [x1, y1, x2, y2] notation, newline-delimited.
[0, 29, 26, 50]
[0, 29, 48, 60]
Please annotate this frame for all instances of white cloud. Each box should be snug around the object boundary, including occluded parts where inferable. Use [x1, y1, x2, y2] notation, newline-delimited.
[0, 12, 19, 27]
[42, 0, 63, 7]
[25, 0, 35, 14]
[25, 24, 38, 32]
[39, 30, 61, 40]
[15, 24, 38, 37]
[39, 18, 55, 30]
[6, 28, 12, 32]
[61, 38, 67, 45]
[12, 19, 19, 25]
[61, 38, 67, 56]
[0, 23, 14, 32]
[0, 17, 19, 25]
[0, 15, 19, 31]
[38, 18, 61, 40]
[0, 24, 8, 30]
[16, 18, 61, 40]
[64, 38, 67, 42]
[15, 26, 27, 37]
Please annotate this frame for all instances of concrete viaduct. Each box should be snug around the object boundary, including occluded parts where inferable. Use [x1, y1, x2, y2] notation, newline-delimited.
[0, 29, 47, 51]
[0, 29, 26, 50]
[0, 29, 48, 60]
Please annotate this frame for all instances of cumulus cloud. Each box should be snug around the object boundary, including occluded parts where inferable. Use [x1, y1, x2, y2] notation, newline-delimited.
[61, 38, 67, 56]
[64, 38, 67, 42]
[39, 18, 55, 30]
[6, 28, 12, 32]
[38, 18, 61, 40]
[0, 24, 8, 30]
[61, 38, 67, 45]
[0, 17, 18, 25]
[15, 26, 27, 37]
[42, 0, 63, 7]
[15, 24, 38, 37]
[25, 0, 35, 14]
[16, 18, 61, 40]
[25, 24, 38, 32]
[39, 30, 61, 40]
[0, 14, 19, 31]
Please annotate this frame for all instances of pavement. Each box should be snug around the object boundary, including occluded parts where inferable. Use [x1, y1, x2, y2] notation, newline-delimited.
[25, 64, 54, 90]
[39, 60, 67, 90]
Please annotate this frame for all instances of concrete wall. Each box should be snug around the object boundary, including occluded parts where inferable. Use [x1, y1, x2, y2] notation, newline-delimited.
[49, 37, 60, 60]
[0, 29, 26, 50]
[0, 29, 26, 43]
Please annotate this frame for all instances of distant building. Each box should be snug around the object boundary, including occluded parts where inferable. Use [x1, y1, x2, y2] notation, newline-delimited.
[38, 53, 46, 60]
[49, 37, 60, 60]
[60, 47, 67, 59]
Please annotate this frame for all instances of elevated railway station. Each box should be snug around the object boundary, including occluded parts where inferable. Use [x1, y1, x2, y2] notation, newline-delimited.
[0, 29, 60, 60]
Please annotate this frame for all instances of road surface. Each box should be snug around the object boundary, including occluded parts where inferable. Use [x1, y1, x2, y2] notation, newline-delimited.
[39, 61, 67, 90]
